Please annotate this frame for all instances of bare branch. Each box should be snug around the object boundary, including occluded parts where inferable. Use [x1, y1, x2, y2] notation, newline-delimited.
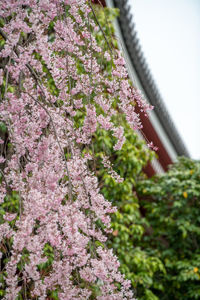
[89, 2, 113, 55]
[0, 169, 12, 194]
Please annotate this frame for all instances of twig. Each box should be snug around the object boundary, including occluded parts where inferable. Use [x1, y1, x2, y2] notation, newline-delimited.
[0, 28, 7, 40]
[89, 2, 113, 54]
[0, 169, 11, 194]
[4, 54, 12, 99]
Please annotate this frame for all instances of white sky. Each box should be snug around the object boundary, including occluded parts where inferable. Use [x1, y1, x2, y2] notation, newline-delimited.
[129, 0, 200, 159]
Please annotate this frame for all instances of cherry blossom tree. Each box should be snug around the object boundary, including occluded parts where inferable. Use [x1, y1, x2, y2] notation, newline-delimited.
[0, 1, 153, 299]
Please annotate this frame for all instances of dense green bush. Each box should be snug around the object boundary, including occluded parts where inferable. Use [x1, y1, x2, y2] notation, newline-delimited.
[95, 124, 166, 300]
[137, 157, 200, 299]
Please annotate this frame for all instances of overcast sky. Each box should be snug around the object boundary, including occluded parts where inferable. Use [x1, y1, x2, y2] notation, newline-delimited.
[129, 0, 200, 159]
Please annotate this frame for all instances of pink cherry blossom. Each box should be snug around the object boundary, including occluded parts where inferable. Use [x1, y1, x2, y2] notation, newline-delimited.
[0, 0, 152, 298]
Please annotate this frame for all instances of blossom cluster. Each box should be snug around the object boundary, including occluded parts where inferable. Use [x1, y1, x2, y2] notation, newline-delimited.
[0, 0, 152, 298]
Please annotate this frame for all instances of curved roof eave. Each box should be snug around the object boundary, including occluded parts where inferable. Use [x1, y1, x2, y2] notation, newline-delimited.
[112, 0, 190, 157]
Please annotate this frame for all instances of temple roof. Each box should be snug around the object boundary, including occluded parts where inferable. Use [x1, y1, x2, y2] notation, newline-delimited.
[112, 0, 190, 158]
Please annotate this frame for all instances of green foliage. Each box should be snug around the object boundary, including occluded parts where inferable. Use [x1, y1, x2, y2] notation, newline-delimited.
[94, 6, 119, 50]
[0, 191, 20, 223]
[94, 124, 165, 299]
[137, 157, 200, 299]
[0, 122, 7, 133]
